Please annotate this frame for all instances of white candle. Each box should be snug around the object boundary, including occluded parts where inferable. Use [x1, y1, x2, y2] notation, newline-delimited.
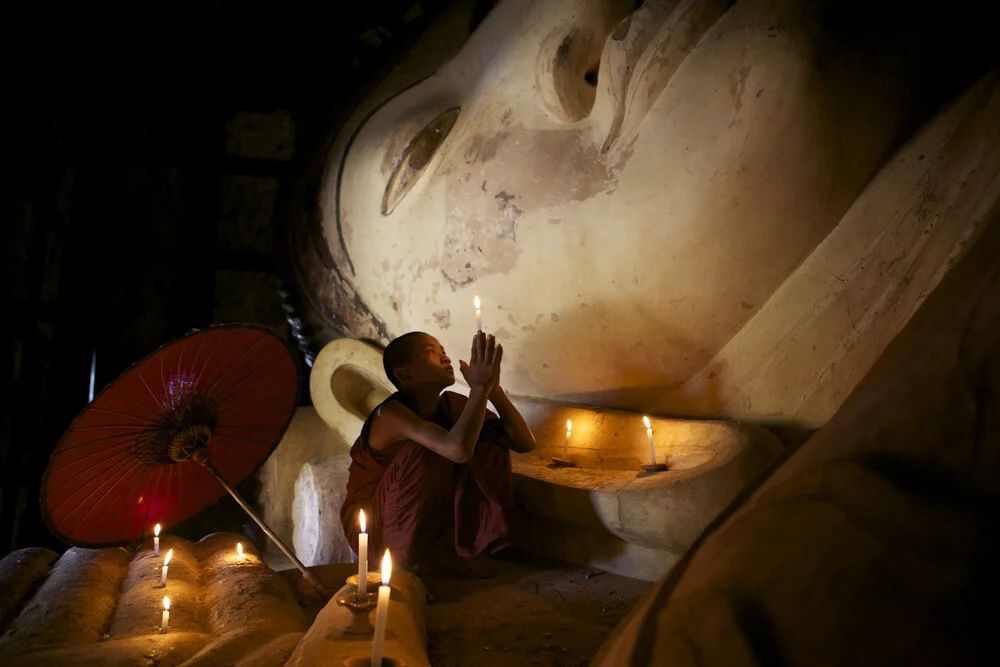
[160, 549, 172, 587]
[371, 550, 393, 667]
[643, 416, 656, 465]
[237, 542, 244, 560]
[474, 296, 482, 332]
[160, 596, 170, 634]
[154, 524, 160, 557]
[564, 420, 572, 459]
[358, 510, 369, 600]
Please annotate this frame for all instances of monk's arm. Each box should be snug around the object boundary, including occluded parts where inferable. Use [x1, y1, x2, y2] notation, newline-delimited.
[488, 387, 536, 453]
[376, 387, 492, 463]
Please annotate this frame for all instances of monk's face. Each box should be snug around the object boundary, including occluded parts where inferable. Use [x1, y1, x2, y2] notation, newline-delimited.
[397, 334, 455, 391]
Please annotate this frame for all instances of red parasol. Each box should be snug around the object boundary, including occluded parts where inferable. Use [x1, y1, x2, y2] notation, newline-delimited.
[41, 324, 331, 596]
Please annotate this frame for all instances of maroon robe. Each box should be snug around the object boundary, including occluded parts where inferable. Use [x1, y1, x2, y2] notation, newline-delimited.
[340, 391, 513, 567]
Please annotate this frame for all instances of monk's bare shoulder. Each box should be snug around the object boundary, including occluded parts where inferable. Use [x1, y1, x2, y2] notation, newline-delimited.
[368, 400, 413, 451]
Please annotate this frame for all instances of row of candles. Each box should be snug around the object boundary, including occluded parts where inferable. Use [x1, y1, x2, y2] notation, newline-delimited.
[561, 416, 668, 466]
[152, 523, 245, 634]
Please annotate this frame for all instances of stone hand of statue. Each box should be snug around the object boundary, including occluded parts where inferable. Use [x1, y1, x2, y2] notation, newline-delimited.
[459, 332, 501, 393]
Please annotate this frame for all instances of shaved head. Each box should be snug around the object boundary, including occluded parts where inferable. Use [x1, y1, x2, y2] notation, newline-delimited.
[382, 331, 431, 389]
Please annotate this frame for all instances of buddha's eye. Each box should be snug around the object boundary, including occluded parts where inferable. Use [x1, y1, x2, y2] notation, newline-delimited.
[381, 107, 460, 215]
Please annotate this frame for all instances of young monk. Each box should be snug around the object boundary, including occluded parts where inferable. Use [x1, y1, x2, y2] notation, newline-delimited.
[340, 331, 536, 575]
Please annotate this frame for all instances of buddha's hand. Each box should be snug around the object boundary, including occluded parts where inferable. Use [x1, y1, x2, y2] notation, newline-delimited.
[460, 331, 501, 392]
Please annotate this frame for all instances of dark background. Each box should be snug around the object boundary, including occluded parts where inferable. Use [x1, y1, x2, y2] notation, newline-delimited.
[1, 0, 495, 557]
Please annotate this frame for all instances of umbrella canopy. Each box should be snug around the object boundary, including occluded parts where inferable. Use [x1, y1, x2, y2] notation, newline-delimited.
[42, 324, 301, 548]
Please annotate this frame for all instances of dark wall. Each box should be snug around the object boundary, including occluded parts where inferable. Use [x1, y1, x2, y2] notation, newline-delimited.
[1, 0, 460, 556]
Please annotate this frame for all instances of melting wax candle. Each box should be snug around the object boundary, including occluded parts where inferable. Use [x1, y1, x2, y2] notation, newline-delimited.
[643, 416, 656, 465]
[160, 596, 170, 634]
[160, 549, 172, 588]
[564, 420, 572, 460]
[154, 523, 161, 557]
[358, 509, 369, 600]
[371, 550, 393, 667]
[474, 296, 482, 332]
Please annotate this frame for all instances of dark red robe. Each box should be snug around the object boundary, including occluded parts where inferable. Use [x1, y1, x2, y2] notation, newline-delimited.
[340, 391, 513, 567]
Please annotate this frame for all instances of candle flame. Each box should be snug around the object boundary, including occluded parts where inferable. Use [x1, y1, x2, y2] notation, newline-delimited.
[643, 416, 651, 429]
[359, 509, 367, 533]
[163, 596, 170, 611]
[566, 419, 572, 433]
[237, 542, 243, 556]
[154, 524, 161, 536]
[382, 549, 392, 585]
[474, 295, 481, 309]
[164, 549, 173, 565]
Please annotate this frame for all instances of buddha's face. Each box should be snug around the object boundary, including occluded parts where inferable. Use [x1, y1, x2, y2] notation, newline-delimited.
[316, 0, 997, 426]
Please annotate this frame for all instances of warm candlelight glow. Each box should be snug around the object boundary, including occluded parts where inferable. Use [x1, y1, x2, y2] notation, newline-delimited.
[566, 420, 572, 433]
[160, 596, 170, 634]
[237, 542, 243, 557]
[474, 296, 483, 332]
[372, 550, 393, 667]
[154, 524, 161, 536]
[381, 549, 392, 585]
[474, 295, 481, 309]
[153, 523, 161, 556]
[160, 549, 172, 588]
[643, 416, 657, 465]
[358, 510, 370, 599]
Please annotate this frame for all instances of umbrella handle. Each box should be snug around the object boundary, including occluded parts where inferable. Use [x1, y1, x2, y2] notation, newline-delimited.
[193, 451, 334, 600]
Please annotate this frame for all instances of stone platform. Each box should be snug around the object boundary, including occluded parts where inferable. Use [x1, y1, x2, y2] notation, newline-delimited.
[0, 537, 429, 666]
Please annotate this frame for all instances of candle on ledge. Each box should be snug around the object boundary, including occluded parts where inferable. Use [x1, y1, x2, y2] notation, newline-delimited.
[564, 420, 572, 460]
[160, 596, 170, 634]
[160, 549, 172, 588]
[643, 416, 657, 465]
[358, 509, 369, 600]
[237, 542, 244, 560]
[474, 296, 482, 332]
[371, 549, 393, 667]
[154, 523, 161, 557]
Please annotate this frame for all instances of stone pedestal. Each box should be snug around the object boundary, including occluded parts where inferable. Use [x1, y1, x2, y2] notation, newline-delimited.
[293, 456, 355, 567]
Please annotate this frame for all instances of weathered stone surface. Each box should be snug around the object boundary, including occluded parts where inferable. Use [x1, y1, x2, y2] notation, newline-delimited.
[258, 407, 352, 556]
[0, 547, 131, 657]
[293, 457, 355, 567]
[590, 212, 1000, 663]
[283, 565, 430, 667]
[300, 0, 1000, 430]
[0, 548, 58, 633]
[0, 533, 307, 665]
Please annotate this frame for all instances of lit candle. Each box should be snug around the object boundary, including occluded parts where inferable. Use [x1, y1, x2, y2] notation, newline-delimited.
[160, 596, 170, 634]
[154, 524, 161, 557]
[371, 550, 393, 667]
[474, 296, 482, 332]
[160, 549, 172, 588]
[357, 510, 369, 600]
[237, 542, 244, 560]
[643, 416, 657, 465]
[564, 420, 572, 459]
